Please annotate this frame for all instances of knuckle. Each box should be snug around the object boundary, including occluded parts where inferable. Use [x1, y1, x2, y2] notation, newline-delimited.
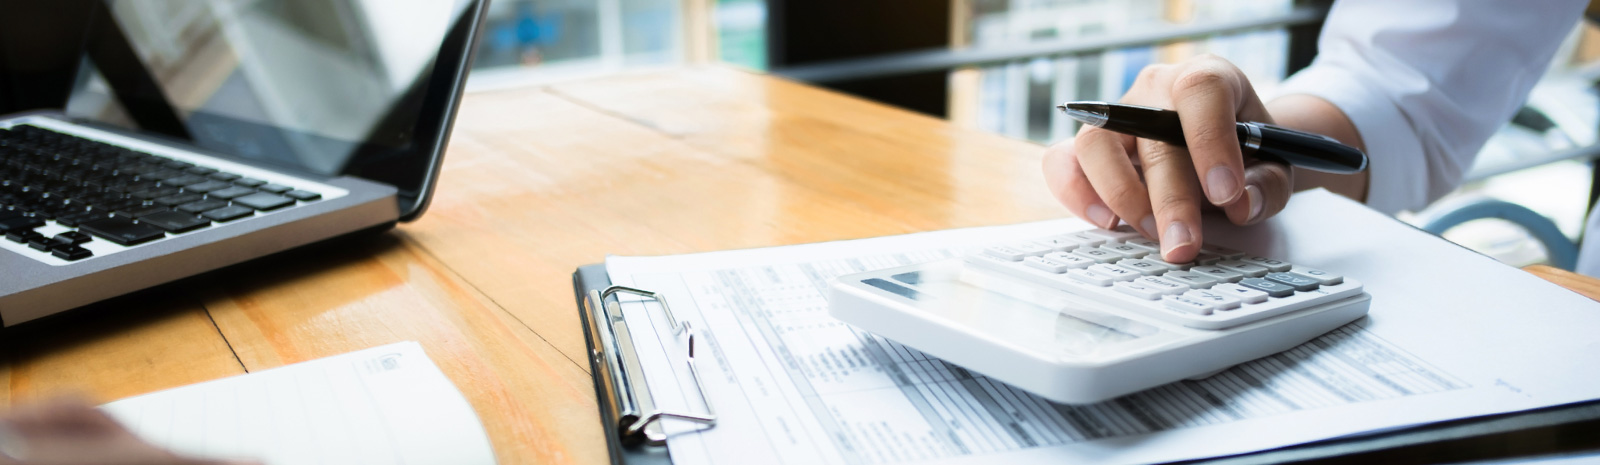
[1171, 68, 1230, 97]
[1098, 178, 1148, 208]
[1153, 190, 1194, 216]
[1135, 64, 1170, 85]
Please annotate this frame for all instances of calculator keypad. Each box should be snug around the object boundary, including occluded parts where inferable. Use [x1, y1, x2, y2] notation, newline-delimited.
[969, 226, 1362, 330]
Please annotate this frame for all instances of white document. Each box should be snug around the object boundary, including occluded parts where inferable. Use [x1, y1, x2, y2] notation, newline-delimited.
[101, 342, 496, 465]
[604, 189, 1600, 465]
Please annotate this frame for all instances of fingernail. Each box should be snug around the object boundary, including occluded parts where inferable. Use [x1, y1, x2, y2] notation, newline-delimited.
[1205, 166, 1240, 204]
[1140, 216, 1157, 238]
[1246, 184, 1265, 223]
[1162, 221, 1193, 257]
[1086, 203, 1115, 229]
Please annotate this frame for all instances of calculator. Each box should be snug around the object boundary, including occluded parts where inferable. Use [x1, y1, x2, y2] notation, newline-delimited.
[828, 225, 1370, 404]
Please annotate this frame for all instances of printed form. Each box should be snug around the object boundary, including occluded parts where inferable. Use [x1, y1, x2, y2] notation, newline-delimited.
[606, 190, 1600, 464]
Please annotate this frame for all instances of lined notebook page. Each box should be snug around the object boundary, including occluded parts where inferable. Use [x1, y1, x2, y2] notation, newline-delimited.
[101, 342, 495, 465]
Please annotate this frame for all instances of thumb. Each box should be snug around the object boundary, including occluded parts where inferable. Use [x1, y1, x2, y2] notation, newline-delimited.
[1222, 161, 1293, 225]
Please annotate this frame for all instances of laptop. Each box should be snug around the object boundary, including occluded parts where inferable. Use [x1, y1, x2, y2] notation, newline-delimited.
[0, 0, 487, 325]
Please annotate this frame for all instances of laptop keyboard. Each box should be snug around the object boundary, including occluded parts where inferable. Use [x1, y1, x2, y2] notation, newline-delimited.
[0, 124, 325, 262]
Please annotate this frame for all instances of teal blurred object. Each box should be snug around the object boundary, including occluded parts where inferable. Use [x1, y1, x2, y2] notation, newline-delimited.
[1417, 198, 1579, 270]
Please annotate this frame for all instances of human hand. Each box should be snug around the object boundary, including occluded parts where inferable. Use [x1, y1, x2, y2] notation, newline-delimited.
[1042, 54, 1293, 263]
[0, 396, 260, 465]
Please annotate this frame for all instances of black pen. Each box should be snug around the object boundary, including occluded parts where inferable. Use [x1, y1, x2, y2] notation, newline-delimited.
[1058, 101, 1368, 174]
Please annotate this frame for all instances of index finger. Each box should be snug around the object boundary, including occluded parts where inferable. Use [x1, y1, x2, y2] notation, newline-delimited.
[1168, 58, 1251, 206]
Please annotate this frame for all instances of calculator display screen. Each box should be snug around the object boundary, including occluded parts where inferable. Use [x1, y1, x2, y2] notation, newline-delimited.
[866, 264, 1160, 359]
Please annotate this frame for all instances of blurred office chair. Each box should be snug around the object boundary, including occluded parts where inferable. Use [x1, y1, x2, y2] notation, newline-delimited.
[1417, 196, 1580, 270]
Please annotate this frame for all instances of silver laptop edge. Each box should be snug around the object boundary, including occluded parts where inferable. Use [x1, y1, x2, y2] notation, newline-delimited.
[0, 113, 399, 325]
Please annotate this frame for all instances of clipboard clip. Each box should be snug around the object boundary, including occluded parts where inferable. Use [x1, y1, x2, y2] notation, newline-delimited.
[585, 285, 717, 446]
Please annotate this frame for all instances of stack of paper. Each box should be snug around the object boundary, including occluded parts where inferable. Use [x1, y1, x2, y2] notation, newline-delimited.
[101, 342, 495, 465]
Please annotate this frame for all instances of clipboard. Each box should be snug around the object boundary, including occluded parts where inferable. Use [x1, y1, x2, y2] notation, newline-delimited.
[572, 263, 716, 465]
[573, 262, 1600, 464]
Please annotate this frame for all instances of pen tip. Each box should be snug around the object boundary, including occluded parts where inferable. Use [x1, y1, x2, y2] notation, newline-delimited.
[1058, 101, 1109, 127]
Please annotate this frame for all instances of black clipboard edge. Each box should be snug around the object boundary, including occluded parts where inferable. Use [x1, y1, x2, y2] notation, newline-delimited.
[1188, 398, 1600, 464]
[574, 263, 672, 465]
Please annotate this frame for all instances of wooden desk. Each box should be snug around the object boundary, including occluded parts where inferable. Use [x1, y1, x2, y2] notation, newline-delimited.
[2, 66, 1597, 464]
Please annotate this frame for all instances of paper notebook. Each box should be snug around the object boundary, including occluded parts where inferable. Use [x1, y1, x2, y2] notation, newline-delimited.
[101, 341, 495, 465]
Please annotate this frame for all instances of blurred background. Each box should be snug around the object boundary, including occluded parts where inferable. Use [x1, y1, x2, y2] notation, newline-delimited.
[470, 0, 1600, 270]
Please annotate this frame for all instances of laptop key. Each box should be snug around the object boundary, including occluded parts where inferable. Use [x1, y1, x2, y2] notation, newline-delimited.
[233, 178, 266, 188]
[258, 184, 293, 194]
[115, 204, 170, 218]
[232, 192, 294, 211]
[52, 244, 92, 261]
[153, 193, 203, 206]
[80, 217, 166, 245]
[137, 210, 210, 233]
[177, 199, 228, 214]
[207, 172, 241, 182]
[6, 230, 43, 243]
[53, 231, 92, 245]
[284, 190, 321, 201]
[27, 237, 56, 251]
[0, 215, 44, 232]
[205, 186, 257, 200]
[181, 180, 232, 193]
[161, 175, 209, 187]
[201, 205, 253, 222]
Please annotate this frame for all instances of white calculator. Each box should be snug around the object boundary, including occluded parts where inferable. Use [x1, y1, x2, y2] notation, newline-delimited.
[828, 225, 1370, 404]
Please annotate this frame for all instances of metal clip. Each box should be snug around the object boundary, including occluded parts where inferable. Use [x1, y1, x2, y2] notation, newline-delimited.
[586, 285, 717, 446]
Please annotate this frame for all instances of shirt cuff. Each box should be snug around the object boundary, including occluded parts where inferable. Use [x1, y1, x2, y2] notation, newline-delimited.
[1273, 65, 1428, 215]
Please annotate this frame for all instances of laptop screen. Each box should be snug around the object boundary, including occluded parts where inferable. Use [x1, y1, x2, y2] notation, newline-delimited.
[58, 0, 483, 220]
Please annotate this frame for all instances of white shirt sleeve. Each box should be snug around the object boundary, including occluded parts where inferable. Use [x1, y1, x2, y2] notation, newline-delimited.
[1274, 0, 1586, 215]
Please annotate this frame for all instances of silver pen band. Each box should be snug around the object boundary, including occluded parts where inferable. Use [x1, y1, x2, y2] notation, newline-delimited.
[1241, 122, 1263, 155]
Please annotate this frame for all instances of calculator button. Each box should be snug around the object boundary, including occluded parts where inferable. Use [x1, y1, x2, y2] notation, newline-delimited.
[1133, 276, 1188, 295]
[1104, 242, 1148, 258]
[1014, 242, 1053, 256]
[1216, 260, 1270, 277]
[1162, 270, 1219, 288]
[984, 245, 1032, 261]
[1184, 289, 1242, 311]
[1200, 246, 1246, 260]
[1114, 281, 1167, 300]
[1032, 236, 1081, 251]
[1042, 252, 1094, 269]
[1291, 266, 1344, 285]
[1025, 255, 1089, 273]
[1116, 258, 1172, 275]
[1212, 283, 1270, 304]
[1084, 228, 1142, 243]
[1190, 265, 1245, 282]
[1241, 256, 1292, 272]
[1238, 278, 1295, 298]
[1063, 232, 1106, 248]
[1067, 269, 1117, 286]
[1192, 252, 1225, 265]
[1122, 238, 1161, 253]
[1088, 264, 1140, 281]
[1093, 245, 1135, 260]
[1070, 247, 1120, 263]
[1163, 295, 1215, 315]
[1265, 272, 1320, 291]
[1148, 258, 1193, 270]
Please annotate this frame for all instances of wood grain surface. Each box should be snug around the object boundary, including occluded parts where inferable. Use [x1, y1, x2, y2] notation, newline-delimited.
[2, 66, 1598, 464]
